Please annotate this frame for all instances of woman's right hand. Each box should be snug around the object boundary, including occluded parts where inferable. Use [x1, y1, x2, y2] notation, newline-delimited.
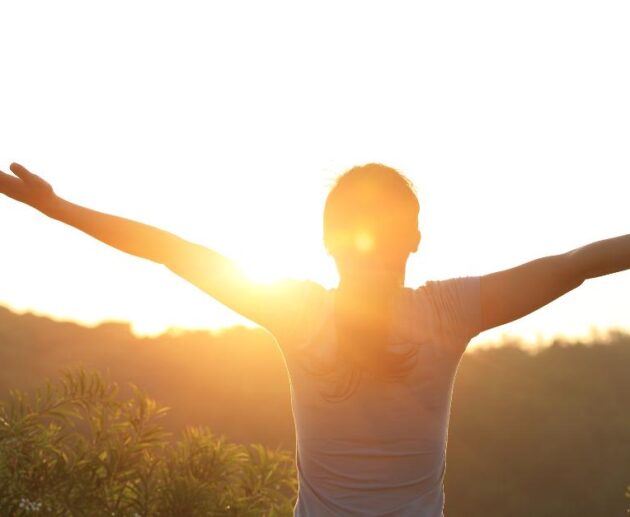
[0, 162, 58, 214]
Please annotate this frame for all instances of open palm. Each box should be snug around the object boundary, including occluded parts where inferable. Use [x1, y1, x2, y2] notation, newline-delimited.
[0, 162, 56, 211]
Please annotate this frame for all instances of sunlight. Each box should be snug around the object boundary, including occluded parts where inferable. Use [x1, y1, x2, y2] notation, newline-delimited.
[354, 230, 375, 253]
[239, 255, 291, 284]
[0, 2, 628, 342]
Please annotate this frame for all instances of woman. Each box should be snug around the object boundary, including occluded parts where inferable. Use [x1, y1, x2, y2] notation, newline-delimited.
[1, 161, 628, 516]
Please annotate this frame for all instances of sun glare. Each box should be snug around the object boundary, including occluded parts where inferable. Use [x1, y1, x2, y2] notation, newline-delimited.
[354, 231, 375, 253]
[1, 3, 628, 343]
[239, 256, 289, 284]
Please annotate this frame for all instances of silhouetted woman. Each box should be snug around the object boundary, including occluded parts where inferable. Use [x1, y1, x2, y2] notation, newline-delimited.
[1, 162, 628, 516]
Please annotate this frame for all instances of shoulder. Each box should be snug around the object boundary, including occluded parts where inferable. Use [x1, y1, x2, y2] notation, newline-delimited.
[263, 279, 328, 342]
[421, 276, 481, 303]
[413, 276, 482, 351]
[273, 278, 327, 307]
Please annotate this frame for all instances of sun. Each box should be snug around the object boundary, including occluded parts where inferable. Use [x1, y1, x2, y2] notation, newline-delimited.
[238, 255, 291, 284]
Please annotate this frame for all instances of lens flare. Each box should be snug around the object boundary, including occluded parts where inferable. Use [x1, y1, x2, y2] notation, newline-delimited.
[354, 231, 374, 253]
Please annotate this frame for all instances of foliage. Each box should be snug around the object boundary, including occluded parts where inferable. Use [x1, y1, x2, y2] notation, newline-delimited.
[2, 306, 630, 516]
[446, 331, 630, 517]
[0, 368, 297, 516]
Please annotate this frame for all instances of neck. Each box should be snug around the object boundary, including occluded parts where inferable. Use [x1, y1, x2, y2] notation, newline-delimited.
[337, 267, 405, 295]
[334, 253, 409, 294]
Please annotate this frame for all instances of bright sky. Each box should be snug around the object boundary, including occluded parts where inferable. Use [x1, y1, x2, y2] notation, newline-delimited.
[0, 1, 628, 349]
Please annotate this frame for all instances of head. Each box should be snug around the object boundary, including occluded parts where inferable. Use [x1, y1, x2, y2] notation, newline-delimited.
[323, 163, 421, 285]
[301, 164, 422, 402]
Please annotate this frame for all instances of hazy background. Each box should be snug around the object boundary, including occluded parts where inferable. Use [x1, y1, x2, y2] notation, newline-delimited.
[1, 1, 628, 347]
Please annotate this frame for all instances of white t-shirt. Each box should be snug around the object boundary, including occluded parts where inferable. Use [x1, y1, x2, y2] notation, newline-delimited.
[274, 276, 482, 517]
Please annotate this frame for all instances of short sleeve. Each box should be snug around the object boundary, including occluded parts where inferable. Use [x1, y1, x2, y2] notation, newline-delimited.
[423, 276, 482, 354]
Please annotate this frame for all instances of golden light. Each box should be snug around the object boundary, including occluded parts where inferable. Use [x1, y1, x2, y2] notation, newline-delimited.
[238, 256, 290, 284]
[1, 2, 628, 345]
[354, 231, 375, 253]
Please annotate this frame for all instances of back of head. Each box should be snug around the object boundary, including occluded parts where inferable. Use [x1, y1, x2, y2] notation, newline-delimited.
[313, 164, 421, 401]
[323, 163, 420, 272]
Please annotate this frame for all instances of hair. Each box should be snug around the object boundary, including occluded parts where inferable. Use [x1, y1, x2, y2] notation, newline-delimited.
[305, 163, 421, 402]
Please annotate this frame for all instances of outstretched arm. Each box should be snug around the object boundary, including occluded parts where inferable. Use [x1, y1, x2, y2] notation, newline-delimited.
[479, 234, 630, 332]
[0, 163, 307, 336]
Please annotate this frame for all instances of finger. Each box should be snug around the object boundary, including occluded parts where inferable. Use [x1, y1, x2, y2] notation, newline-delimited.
[10, 162, 37, 183]
[0, 169, 24, 198]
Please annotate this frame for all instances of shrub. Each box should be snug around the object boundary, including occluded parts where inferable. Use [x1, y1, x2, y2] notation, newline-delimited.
[0, 368, 297, 516]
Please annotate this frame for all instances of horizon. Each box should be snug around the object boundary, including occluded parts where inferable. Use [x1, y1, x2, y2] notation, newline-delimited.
[1, 295, 627, 352]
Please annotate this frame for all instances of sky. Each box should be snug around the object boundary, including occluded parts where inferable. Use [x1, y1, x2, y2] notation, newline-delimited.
[0, 1, 628, 349]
